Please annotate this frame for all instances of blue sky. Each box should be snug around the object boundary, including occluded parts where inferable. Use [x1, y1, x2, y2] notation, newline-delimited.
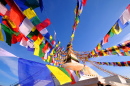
[0, 0, 130, 85]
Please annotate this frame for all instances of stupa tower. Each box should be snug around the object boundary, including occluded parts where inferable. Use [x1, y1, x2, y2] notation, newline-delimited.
[62, 43, 99, 76]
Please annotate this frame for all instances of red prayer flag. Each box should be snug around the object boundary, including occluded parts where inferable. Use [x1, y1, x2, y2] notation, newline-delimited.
[82, 0, 87, 6]
[127, 61, 130, 65]
[5, 0, 25, 29]
[42, 42, 49, 53]
[66, 69, 76, 84]
[11, 33, 23, 44]
[122, 46, 129, 52]
[103, 34, 110, 44]
[37, 18, 51, 31]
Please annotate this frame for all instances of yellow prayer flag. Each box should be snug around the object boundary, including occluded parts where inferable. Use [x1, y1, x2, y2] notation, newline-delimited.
[34, 36, 44, 45]
[111, 27, 116, 35]
[71, 33, 74, 38]
[23, 8, 37, 20]
[47, 55, 50, 62]
[50, 35, 53, 40]
[76, 19, 79, 24]
[125, 63, 129, 66]
[47, 65, 71, 85]
[0, 23, 4, 41]
[97, 42, 101, 50]
[34, 43, 40, 56]
[113, 46, 121, 53]
[102, 50, 107, 56]
[31, 26, 36, 32]
[91, 50, 95, 55]
[125, 52, 129, 56]
[3, 16, 16, 28]
[50, 48, 55, 55]
[113, 23, 122, 35]
[74, 6, 77, 14]
[117, 62, 121, 66]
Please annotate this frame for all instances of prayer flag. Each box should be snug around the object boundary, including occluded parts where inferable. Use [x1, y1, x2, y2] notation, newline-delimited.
[36, 18, 51, 32]
[0, 2, 9, 16]
[118, 19, 129, 29]
[19, 17, 34, 36]
[112, 22, 122, 35]
[47, 65, 71, 85]
[0, 47, 16, 57]
[97, 42, 101, 50]
[54, 31, 56, 40]
[23, 0, 43, 10]
[108, 27, 115, 38]
[27, 46, 34, 52]
[0, 23, 4, 41]
[11, 32, 23, 44]
[82, 0, 87, 6]
[23, 7, 37, 20]
[1, 24, 18, 46]
[34, 42, 40, 56]
[119, 9, 130, 25]
[51, 40, 56, 46]
[40, 28, 48, 34]
[39, 42, 45, 57]
[14, 0, 28, 11]
[103, 34, 110, 44]
[44, 32, 50, 40]
[6, 0, 25, 29]
[18, 58, 55, 86]
[42, 42, 49, 53]
[2, 15, 18, 32]
[32, 16, 41, 26]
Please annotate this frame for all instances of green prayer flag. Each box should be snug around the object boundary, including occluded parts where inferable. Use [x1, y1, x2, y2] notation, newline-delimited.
[39, 42, 45, 57]
[32, 16, 41, 26]
[58, 67, 72, 80]
[123, 52, 127, 56]
[49, 56, 52, 63]
[108, 29, 114, 38]
[24, 0, 39, 9]
[27, 32, 34, 39]
[1, 24, 14, 46]
[33, 29, 39, 36]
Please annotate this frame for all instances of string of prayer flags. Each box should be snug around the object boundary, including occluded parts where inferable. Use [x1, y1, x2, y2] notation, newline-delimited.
[93, 4, 130, 52]
[91, 60, 130, 67]
[74, 40, 130, 62]
[1, 0, 64, 65]
[89, 61, 129, 79]
[71, 0, 87, 45]
[0, 23, 4, 41]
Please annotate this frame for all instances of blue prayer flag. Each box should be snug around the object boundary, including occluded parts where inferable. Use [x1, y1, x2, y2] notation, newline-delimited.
[44, 32, 50, 40]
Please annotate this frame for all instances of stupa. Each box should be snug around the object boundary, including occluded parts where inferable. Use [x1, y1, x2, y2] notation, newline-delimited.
[62, 43, 99, 76]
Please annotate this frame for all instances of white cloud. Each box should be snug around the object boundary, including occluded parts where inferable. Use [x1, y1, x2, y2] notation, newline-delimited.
[0, 69, 17, 81]
[0, 57, 18, 77]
